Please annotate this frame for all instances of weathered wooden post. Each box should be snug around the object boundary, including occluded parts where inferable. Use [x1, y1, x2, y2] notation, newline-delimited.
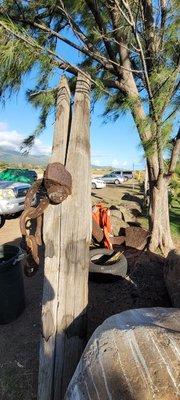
[38, 72, 91, 400]
[38, 76, 71, 400]
[54, 73, 91, 399]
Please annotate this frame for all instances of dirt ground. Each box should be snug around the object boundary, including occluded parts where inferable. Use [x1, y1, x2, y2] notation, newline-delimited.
[0, 183, 175, 400]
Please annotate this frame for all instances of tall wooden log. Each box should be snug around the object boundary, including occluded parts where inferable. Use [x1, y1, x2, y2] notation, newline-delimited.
[38, 76, 71, 400]
[53, 73, 91, 399]
[38, 73, 91, 400]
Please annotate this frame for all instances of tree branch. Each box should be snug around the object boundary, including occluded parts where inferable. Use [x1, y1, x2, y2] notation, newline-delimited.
[140, 0, 158, 68]
[0, 20, 116, 97]
[29, 19, 143, 74]
[1, 8, 144, 78]
[115, 0, 165, 173]
[84, 0, 121, 77]
[162, 104, 180, 125]
[115, 0, 154, 101]
[160, 0, 167, 30]
[27, 20, 115, 73]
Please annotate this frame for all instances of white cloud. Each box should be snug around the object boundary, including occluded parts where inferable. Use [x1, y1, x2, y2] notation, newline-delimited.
[32, 138, 51, 156]
[111, 158, 121, 168]
[91, 155, 130, 168]
[92, 159, 101, 166]
[122, 161, 128, 167]
[0, 122, 51, 156]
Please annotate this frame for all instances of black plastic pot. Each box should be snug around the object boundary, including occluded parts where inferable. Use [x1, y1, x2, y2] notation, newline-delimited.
[0, 245, 25, 324]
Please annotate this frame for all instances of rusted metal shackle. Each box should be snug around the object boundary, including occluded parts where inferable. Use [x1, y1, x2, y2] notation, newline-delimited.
[20, 162, 72, 277]
[44, 162, 72, 204]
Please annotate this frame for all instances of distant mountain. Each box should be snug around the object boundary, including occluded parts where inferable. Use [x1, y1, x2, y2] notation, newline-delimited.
[0, 149, 49, 166]
[91, 164, 111, 169]
[0, 150, 121, 170]
[0, 150, 111, 169]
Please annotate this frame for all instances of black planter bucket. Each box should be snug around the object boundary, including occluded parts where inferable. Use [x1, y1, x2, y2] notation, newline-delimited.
[0, 245, 25, 324]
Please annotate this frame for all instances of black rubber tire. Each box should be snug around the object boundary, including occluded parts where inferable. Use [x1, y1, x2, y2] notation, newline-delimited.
[89, 248, 127, 277]
[114, 179, 120, 185]
[92, 182, 97, 189]
[0, 215, 5, 229]
[6, 212, 22, 220]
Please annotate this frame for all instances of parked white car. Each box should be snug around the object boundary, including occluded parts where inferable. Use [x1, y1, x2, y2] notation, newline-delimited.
[0, 181, 32, 228]
[91, 178, 106, 189]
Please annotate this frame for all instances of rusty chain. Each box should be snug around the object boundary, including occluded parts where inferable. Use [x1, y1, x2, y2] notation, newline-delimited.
[20, 163, 72, 277]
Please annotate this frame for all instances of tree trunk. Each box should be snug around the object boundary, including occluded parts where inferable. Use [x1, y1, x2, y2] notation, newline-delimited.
[115, 70, 175, 255]
[127, 98, 174, 255]
[148, 174, 174, 255]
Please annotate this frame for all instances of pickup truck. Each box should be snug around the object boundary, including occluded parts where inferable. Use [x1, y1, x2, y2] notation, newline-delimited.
[0, 181, 32, 228]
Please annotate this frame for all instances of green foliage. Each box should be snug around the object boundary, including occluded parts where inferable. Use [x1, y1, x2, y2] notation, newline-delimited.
[0, 23, 38, 97]
[102, 92, 133, 122]
[21, 89, 56, 151]
[169, 207, 180, 237]
[0, 15, 58, 148]
[169, 163, 180, 208]
[0, 0, 179, 159]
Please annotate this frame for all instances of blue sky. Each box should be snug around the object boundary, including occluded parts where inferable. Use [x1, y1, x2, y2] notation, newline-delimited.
[0, 86, 144, 169]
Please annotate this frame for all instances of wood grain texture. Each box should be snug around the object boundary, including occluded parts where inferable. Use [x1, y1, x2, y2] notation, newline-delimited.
[53, 73, 91, 399]
[38, 73, 91, 400]
[38, 76, 71, 400]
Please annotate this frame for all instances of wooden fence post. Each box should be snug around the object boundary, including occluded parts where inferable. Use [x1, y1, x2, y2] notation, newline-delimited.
[38, 76, 71, 400]
[38, 72, 91, 400]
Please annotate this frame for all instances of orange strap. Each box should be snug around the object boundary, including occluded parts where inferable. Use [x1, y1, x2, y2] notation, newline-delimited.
[92, 203, 113, 249]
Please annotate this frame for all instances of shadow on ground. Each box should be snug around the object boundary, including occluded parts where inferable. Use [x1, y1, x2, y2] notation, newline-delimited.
[122, 192, 143, 207]
[0, 239, 171, 400]
[0, 237, 44, 400]
[87, 248, 171, 337]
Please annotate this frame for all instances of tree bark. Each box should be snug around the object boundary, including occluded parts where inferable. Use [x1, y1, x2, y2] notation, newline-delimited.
[126, 95, 175, 255]
[148, 173, 174, 255]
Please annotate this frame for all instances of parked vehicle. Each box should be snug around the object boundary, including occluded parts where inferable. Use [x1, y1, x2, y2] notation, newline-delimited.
[101, 173, 125, 185]
[111, 170, 133, 180]
[0, 168, 37, 184]
[0, 181, 33, 228]
[91, 178, 106, 189]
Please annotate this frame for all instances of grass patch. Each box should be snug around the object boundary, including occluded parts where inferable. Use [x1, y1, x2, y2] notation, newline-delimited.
[138, 206, 180, 239]
[170, 207, 180, 238]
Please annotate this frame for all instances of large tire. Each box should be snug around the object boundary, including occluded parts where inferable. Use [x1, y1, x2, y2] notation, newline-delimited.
[0, 215, 5, 228]
[92, 182, 96, 189]
[114, 179, 120, 185]
[89, 248, 127, 277]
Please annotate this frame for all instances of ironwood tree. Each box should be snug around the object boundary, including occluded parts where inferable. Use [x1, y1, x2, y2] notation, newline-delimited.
[0, 0, 179, 254]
